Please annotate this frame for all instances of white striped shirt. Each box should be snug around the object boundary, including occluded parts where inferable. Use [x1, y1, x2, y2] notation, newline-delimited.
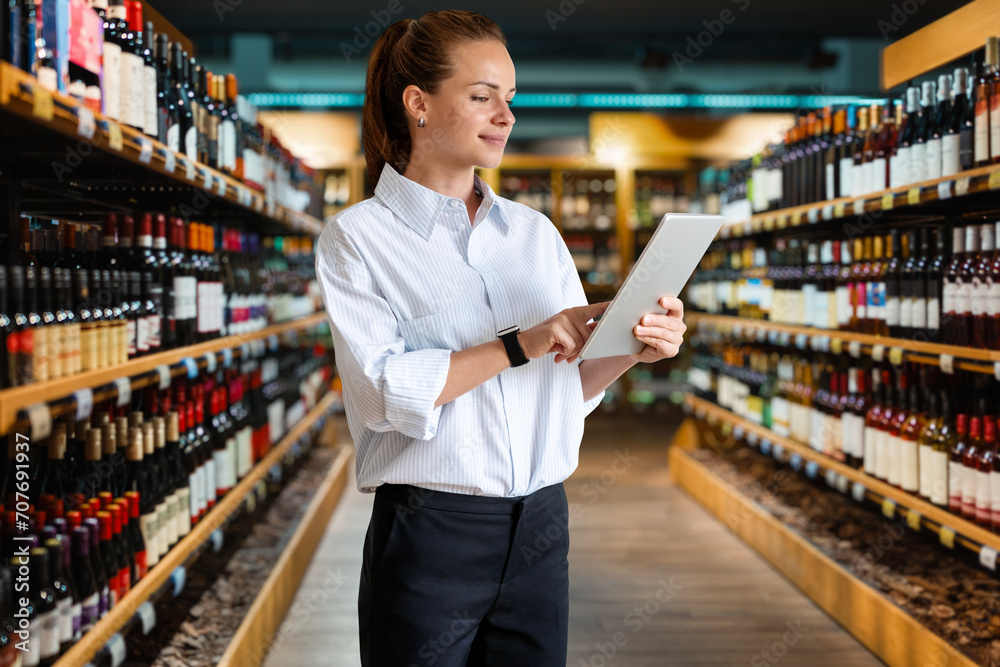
[315, 163, 604, 497]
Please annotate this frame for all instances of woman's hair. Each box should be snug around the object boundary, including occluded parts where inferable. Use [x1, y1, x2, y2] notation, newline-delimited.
[362, 10, 507, 188]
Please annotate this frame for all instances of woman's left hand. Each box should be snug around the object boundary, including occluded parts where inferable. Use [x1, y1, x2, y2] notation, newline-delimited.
[627, 296, 687, 365]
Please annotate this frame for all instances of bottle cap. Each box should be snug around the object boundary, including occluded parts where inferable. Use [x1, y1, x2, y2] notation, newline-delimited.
[127, 426, 144, 462]
[107, 505, 122, 535]
[98, 491, 114, 509]
[143, 422, 154, 456]
[97, 511, 113, 541]
[66, 511, 82, 529]
[114, 498, 130, 525]
[84, 518, 100, 549]
[71, 526, 90, 556]
[124, 491, 141, 519]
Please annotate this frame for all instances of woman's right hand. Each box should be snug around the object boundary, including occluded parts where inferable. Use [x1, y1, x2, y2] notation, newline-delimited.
[518, 302, 611, 364]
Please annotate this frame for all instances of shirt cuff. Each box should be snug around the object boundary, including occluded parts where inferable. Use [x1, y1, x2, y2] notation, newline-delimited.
[583, 389, 605, 417]
[382, 348, 452, 440]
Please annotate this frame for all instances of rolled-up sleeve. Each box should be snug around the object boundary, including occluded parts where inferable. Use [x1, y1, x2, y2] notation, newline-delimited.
[315, 223, 451, 440]
[550, 220, 605, 416]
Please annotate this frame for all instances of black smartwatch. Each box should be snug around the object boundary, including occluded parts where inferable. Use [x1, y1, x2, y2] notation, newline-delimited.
[498, 326, 529, 367]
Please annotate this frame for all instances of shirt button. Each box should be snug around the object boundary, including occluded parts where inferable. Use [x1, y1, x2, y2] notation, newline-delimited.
[450, 200, 462, 208]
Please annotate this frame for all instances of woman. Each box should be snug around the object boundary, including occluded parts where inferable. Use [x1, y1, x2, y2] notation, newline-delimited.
[314, 10, 687, 666]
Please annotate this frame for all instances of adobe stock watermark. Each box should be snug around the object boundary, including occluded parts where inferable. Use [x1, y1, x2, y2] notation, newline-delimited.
[578, 578, 683, 667]
[877, 0, 931, 41]
[545, 0, 585, 31]
[749, 619, 810, 666]
[672, 0, 751, 73]
[340, 0, 416, 63]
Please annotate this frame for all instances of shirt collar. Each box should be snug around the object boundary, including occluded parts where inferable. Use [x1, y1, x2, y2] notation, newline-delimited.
[374, 163, 509, 240]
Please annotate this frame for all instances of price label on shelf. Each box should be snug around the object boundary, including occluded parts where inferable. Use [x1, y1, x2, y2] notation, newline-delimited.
[851, 482, 866, 503]
[848, 340, 861, 358]
[760, 439, 772, 456]
[155, 364, 172, 390]
[940, 354, 955, 375]
[136, 601, 156, 634]
[995, 361, 1000, 382]
[907, 187, 921, 204]
[779, 332, 791, 347]
[706, 413, 718, 427]
[222, 348, 233, 368]
[254, 196, 265, 212]
[114, 377, 132, 407]
[939, 526, 956, 549]
[179, 157, 193, 180]
[767, 330, 779, 345]
[980, 546, 998, 571]
[268, 334, 279, 352]
[791, 211, 803, 226]
[956, 177, 970, 197]
[807, 208, 819, 224]
[833, 202, 846, 218]
[989, 170, 1000, 190]
[937, 181, 953, 200]
[836, 475, 850, 494]
[746, 432, 759, 447]
[795, 333, 807, 350]
[73, 388, 93, 422]
[788, 453, 802, 471]
[170, 566, 186, 596]
[881, 497, 896, 519]
[217, 175, 228, 196]
[161, 149, 175, 173]
[732, 426, 745, 441]
[107, 633, 126, 667]
[182, 357, 199, 379]
[105, 121, 123, 151]
[720, 421, 732, 437]
[138, 137, 153, 163]
[26, 403, 52, 440]
[821, 204, 834, 221]
[210, 529, 224, 553]
[772, 443, 785, 461]
[245, 488, 258, 513]
[830, 337, 843, 355]
[239, 342, 251, 360]
[906, 509, 921, 531]
[870, 344, 885, 362]
[203, 353, 218, 374]
[825, 469, 838, 488]
[881, 192, 894, 210]
[852, 199, 865, 216]
[888, 347, 903, 366]
[805, 460, 819, 479]
[198, 167, 211, 186]
[32, 85, 54, 120]
[755, 327, 766, 343]
[742, 221, 753, 236]
[77, 107, 96, 139]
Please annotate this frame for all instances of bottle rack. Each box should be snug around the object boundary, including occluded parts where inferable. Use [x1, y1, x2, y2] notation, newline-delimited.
[688, 313, 1000, 376]
[719, 161, 1000, 240]
[0, 62, 323, 238]
[0, 312, 328, 438]
[682, 394, 1000, 571]
[52, 391, 340, 667]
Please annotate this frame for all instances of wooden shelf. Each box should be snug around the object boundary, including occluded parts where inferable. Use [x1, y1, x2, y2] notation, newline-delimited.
[52, 391, 340, 667]
[719, 161, 1000, 239]
[687, 312, 1000, 373]
[668, 442, 979, 667]
[218, 444, 352, 667]
[684, 394, 999, 558]
[0, 62, 323, 237]
[881, 0, 1000, 91]
[0, 312, 328, 436]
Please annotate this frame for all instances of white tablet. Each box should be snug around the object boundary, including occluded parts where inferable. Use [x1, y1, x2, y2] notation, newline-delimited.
[578, 213, 724, 360]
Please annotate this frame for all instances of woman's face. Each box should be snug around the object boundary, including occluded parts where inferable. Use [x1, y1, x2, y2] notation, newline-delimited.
[413, 40, 516, 171]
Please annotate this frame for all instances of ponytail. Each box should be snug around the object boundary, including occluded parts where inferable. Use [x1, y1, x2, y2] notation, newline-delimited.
[361, 11, 507, 189]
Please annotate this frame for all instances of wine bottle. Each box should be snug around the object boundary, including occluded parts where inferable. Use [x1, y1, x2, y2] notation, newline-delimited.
[917, 391, 940, 500]
[27, 547, 60, 666]
[899, 377, 925, 494]
[43, 537, 74, 654]
[884, 230, 902, 338]
[119, 0, 143, 131]
[977, 38, 998, 167]
[973, 223, 995, 349]
[893, 89, 918, 189]
[927, 75, 950, 181]
[70, 526, 99, 635]
[976, 416, 997, 528]
[962, 406, 984, 521]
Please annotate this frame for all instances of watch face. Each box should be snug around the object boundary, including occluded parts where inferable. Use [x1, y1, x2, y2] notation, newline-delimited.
[498, 326, 520, 336]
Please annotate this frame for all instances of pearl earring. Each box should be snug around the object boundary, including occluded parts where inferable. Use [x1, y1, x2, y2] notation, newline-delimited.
[417, 117, 426, 128]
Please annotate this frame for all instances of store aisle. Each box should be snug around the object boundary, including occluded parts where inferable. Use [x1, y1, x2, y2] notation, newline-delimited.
[263, 413, 883, 667]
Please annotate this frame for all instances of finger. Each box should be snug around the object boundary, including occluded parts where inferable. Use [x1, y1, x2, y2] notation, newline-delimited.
[637, 317, 686, 335]
[575, 301, 612, 321]
[634, 327, 684, 347]
[659, 295, 684, 318]
[635, 335, 681, 358]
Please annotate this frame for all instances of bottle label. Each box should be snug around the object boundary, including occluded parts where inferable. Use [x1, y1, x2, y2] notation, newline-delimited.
[238, 426, 253, 477]
[960, 127, 974, 170]
[988, 280, 1000, 317]
[927, 138, 943, 180]
[103, 42, 122, 120]
[943, 280, 957, 315]
[991, 470, 1000, 526]
[940, 134, 960, 177]
[872, 158, 887, 192]
[206, 458, 218, 504]
[918, 442, 931, 498]
[929, 449, 948, 506]
[899, 438, 919, 492]
[126, 318, 137, 356]
[963, 461, 978, 516]
[144, 65, 158, 137]
[177, 486, 192, 536]
[96, 321, 109, 370]
[189, 470, 201, 522]
[138, 315, 150, 353]
[887, 435, 902, 486]
[80, 592, 98, 633]
[839, 157, 854, 198]
[33, 326, 49, 383]
[899, 295, 912, 329]
[992, 97, 1000, 160]
[185, 126, 198, 161]
[927, 297, 940, 331]
[214, 447, 233, 494]
[885, 295, 900, 327]
[122, 51, 145, 129]
[174, 276, 197, 321]
[950, 460, 965, 512]
[55, 595, 72, 643]
[911, 142, 928, 183]
[156, 500, 170, 557]
[197, 282, 211, 334]
[835, 286, 850, 327]
[140, 512, 158, 568]
[147, 313, 161, 349]
[957, 279, 973, 315]
[973, 277, 988, 316]
[166, 493, 179, 546]
[976, 101, 991, 164]
[895, 146, 911, 189]
[978, 469, 992, 525]
[167, 124, 180, 153]
[37, 608, 60, 659]
[889, 153, 902, 190]
[71, 601, 83, 639]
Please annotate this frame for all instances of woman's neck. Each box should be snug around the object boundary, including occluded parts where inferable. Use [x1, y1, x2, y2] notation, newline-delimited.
[403, 163, 478, 204]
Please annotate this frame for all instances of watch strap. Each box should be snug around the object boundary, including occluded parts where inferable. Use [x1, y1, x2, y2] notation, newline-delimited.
[498, 327, 529, 367]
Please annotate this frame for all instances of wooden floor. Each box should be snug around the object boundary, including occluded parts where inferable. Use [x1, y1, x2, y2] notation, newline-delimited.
[263, 412, 884, 667]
